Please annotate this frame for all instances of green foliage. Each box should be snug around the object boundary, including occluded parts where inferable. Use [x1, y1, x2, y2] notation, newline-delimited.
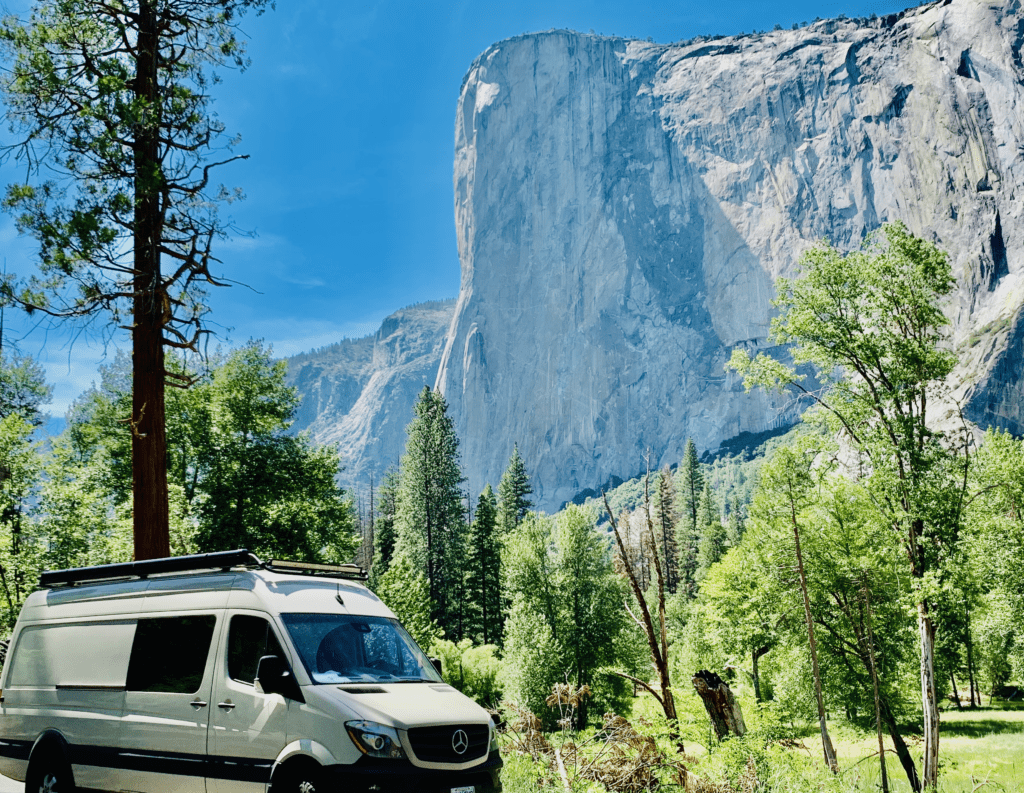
[465, 485, 502, 645]
[49, 342, 358, 564]
[501, 507, 628, 728]
[0, 353, 50, 425]
[374, 555, 442, 651]
[194, 343, 357, 562]
[368, 467, 399, 588]
[497, 443, 533, 536]
[0, 0, 271, 328]
[0, 413, 43, 628]
[654, 467, 680, 593]
[694, 479, 726, 587]
[428, 637, 502, 707]
[676, 438, 704, 596]
[394, 387, 466, 637]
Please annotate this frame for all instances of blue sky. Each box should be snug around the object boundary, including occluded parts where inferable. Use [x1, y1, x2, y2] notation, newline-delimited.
[0, 0, 919, 416]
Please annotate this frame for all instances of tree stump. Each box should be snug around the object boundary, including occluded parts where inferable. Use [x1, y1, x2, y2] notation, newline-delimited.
[692, 670, 746, 740]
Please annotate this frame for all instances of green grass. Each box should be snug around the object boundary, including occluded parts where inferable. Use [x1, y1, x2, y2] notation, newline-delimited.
[498, 698, 1024, 792]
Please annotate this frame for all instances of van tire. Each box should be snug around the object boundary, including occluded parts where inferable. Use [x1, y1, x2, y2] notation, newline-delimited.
[271, 759, 324, 793]
[25, 746, 76, 793]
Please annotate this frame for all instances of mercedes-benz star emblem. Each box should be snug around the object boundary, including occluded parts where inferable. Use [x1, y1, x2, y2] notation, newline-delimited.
[452, 729, 469, 755]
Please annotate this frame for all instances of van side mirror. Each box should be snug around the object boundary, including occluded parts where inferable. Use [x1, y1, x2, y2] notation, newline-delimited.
[430, 657, 443, 676]
[255, 654, 304, 703]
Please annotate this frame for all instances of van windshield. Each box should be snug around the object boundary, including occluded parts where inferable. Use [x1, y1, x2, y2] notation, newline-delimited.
[280, 614, 443, 684]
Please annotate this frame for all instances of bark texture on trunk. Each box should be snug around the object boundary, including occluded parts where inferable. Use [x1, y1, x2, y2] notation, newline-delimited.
[692, 670, 746, 740]
[918, 603, 940, 788]
[132, 0, 170, 561]
[791, 513, 838, 773]
[880, 698, 922, 793]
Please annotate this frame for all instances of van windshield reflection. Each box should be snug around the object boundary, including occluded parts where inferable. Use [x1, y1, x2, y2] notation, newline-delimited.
[280, 614, 443, 684]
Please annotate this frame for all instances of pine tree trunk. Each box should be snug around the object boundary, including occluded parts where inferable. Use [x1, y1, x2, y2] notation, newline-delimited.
[949, 672, 962, 710]
[918, 602, 940, 788]
[132, 0, 170, 561]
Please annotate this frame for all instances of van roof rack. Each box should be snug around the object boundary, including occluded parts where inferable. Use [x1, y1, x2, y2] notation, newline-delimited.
[263, 558, 368, 581]
[39, 549, 261, 588]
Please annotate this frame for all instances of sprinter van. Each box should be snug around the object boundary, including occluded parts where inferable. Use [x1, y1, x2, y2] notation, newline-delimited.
[0, 550, 502, 793]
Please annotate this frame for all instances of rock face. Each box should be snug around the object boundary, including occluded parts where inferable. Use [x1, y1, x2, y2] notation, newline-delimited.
[438, 0, 1024, 511]
[286, 300, 456, 491]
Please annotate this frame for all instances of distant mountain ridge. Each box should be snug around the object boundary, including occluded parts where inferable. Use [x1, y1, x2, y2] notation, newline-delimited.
[286, 299, 456, 491]
[290, 1, 1024, 510]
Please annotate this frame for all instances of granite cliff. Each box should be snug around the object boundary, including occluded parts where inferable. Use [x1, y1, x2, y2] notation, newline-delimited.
[291, 0, 1024, 511]
[437, 0, 1024, 510]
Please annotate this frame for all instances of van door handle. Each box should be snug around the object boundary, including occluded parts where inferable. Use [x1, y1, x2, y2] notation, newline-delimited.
[217, 701, 236, 710]
[190, 699, 208, 709]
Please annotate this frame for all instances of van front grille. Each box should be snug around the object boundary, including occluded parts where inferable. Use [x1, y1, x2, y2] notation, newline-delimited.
[407, 724, 488, 763]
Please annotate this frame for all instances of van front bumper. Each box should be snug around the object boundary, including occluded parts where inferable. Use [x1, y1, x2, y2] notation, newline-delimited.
[326, 750, 502, 792]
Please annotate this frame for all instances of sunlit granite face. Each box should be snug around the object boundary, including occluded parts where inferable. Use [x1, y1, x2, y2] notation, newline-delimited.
[438, 1, 1024, 510]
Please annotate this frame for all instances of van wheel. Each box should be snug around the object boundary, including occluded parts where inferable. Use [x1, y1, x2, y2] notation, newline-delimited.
[26, 750, 75, 793]
[273, 761, 323, 793]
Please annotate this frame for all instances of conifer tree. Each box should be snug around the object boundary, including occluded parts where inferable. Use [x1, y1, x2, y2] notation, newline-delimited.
[394, 387, 466, 638]
[695, 480, 726, 586]
[369, 468, 399, 588]
[655, 467, 680, 593]
[465, 485, 502, 644]
[726, 496, 745, 547]
[676, 439, 704, 596]
[0, 0, 272, 560]
[497, 443, 533, 536]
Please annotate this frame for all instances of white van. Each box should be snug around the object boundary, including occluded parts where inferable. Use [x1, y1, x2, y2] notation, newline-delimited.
[0, 550, 501, 793]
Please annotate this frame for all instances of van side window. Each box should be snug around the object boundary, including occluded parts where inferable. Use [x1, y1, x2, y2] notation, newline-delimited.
[228, 615, 285, 685]
[126, 615, 216, 693]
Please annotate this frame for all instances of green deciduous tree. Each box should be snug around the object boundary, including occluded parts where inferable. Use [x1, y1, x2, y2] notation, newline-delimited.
[0, 0, 272, 560]
[54, 341, 357, 564]
[0, 413, 42, 628]
[393, 387, 466, 638]
[502, 507, 626, 728]
[728, 221, 966, 787]
[375, 555, 442, 651]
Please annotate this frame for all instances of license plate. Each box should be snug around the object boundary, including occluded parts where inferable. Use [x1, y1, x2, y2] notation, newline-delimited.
[450, 787, 475, 793]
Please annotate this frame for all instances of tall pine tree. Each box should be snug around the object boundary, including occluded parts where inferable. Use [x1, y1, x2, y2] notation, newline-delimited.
[497, 443, 533, 536]
[676, 438, 704, 596]
[655, 467, 680, 593]
[369, 468, 400, 588]
[466, 485, 502, 644]
[695, 480, 726, 587]
[394, 387, 466, 638]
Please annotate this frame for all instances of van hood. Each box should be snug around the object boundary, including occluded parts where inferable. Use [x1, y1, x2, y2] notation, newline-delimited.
[319, 682, 491, 729]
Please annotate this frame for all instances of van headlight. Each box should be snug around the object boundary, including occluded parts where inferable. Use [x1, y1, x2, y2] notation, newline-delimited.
[489, 722, 499, 752]
[345, 720, 406, 759]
